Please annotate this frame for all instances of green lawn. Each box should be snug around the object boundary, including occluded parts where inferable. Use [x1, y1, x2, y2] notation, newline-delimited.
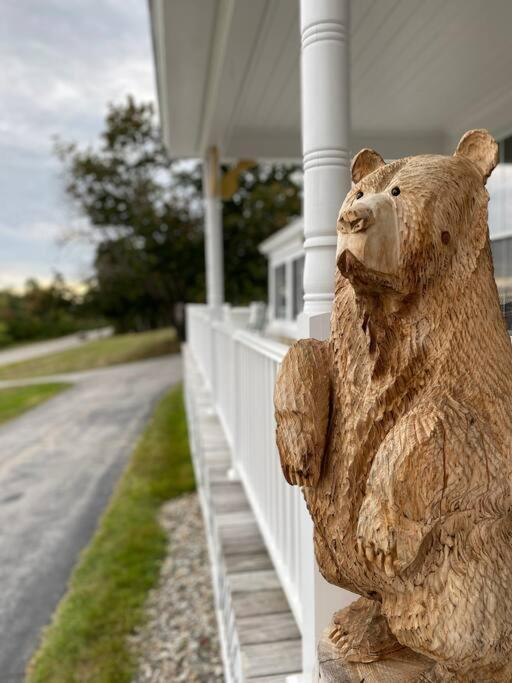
[26, 385, 195, 683]
[0, 383, 69, 424]
[0, 328, 179, 380]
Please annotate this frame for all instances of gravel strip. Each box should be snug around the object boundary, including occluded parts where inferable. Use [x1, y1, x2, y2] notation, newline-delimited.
[131, 493, 224, 682]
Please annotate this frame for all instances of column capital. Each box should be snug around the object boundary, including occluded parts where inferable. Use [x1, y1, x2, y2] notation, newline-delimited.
[300, 0, 350, 32]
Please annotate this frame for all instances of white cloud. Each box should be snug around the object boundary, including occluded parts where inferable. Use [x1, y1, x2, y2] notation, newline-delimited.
[0, 0, 156, 288]
[0, 216, 95, 288]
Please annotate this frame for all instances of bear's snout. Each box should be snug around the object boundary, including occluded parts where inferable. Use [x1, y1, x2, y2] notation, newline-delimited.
[337, 193, 400, 283]
[338, 206, 374, 234]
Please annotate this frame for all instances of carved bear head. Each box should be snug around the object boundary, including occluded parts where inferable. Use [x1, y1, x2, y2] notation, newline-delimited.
[336, 129, 498, 298]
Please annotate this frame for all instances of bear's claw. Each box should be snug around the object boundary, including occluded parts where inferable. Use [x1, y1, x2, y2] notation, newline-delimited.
[327, 598, 404, 662]
[329, 627, 352, 656]
[356, 537, 399, 577]
[282, 464, 312, 487]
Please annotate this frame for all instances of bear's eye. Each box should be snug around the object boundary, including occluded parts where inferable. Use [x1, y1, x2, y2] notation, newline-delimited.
[355, 190, 364, 199]
[391, 186, 400, 196]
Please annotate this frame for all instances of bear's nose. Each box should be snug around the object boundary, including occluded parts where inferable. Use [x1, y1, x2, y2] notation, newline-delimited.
[337, 206, 374, 234]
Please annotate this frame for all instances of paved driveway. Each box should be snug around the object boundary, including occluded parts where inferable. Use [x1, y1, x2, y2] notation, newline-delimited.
[0, 354, 181, 679]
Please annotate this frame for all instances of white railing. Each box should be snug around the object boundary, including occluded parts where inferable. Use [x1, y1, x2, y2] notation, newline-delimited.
[186, 304, 215, 392]
[212, 320, 236, 451]
[232, 330, 307, 628]
[186, 306, 239, 452]
[186, 306, 306, 623]
[185, 304, 350, 675]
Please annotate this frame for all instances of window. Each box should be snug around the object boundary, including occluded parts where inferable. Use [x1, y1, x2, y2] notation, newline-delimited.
[501, 136, 512, 163]
[292, 256, 305, 318]
[489, 133, 512, 331]
[491, 236, 512, 331]
[274, 264, 286, 319]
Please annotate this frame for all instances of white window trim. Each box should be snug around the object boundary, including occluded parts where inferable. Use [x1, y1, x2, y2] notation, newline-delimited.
[259, 218, 305, 339]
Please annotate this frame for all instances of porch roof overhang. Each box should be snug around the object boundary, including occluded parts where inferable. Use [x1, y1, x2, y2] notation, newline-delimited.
[149, 0, 512, 161]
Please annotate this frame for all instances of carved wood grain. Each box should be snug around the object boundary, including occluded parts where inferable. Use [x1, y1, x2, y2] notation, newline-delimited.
[275, 130, 512, 681]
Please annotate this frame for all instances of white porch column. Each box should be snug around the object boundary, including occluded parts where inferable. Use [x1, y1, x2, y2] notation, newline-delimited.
[299, 0, 351, 340]
[296, 0, 354, 679]
[203, 145, 224, 314]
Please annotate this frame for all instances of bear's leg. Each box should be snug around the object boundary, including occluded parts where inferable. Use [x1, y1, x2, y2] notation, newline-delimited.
[328, 596, 404, 662]
[396, 518, 512, 683]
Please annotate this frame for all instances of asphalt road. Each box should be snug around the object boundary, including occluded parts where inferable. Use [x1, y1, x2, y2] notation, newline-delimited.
[0, 354, 181, 680]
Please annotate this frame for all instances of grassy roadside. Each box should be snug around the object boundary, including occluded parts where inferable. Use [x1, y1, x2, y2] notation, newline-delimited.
[26, 384, 195, 683]
[0, 328, 179, 380]
[0, 383, 70, 424]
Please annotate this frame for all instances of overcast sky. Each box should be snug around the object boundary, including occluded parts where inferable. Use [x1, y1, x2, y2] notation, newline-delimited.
[0, 0, 156, 289]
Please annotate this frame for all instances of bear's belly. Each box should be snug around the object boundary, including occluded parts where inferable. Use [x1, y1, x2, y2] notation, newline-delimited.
[307, 471, 390, 598]
[305, 384, 404, 596]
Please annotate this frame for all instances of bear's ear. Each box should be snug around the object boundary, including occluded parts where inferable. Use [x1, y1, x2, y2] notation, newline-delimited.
[454, 129, 498, 182]
[351, 148, 386, 184]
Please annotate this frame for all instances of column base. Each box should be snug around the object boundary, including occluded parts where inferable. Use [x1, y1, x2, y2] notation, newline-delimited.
[298, 311, 331, 340]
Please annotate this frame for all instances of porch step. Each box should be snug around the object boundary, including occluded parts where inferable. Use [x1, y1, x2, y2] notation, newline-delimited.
[184, 344, 302, 683]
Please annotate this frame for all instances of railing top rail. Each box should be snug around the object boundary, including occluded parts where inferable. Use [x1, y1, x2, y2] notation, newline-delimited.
[186, 303, 209, 310]
[187, 305, 211, 320]
[211, 320, 235, 333]
[233, 329, 289, 363]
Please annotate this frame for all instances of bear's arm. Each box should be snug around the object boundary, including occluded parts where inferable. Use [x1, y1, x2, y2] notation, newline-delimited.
[274, 338, 331, 487]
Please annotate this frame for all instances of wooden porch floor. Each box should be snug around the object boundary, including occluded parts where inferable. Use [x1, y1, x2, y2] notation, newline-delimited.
[184, 346, 302, 683]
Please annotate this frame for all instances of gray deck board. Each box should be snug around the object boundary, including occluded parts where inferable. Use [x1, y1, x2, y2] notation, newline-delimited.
[242, 639, 302, 678]
[229, 569, 281, 593]
[219, 525, 267, 556]
[232, 588, 290, 618]
[221, 534, 267, 556]
[216, 509, 256, 526]
[207, 464, 231, 482]
[224, 551, 274, 573]
[211, 493, 251, 516]
[237, 611, 301, 645]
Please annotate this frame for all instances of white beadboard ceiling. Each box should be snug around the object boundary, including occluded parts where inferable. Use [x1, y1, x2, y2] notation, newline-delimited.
[149, 0, 512, 160]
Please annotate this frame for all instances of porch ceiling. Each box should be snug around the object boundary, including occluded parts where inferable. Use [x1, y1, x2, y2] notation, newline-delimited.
[149, 0, 512, 160]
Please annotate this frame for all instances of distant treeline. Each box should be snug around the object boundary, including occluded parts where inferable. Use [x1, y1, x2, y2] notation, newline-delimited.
[0, 275, 105, 347]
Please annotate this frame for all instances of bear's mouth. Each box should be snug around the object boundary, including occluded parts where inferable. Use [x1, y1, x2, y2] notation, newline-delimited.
[337, 249, 401, 294]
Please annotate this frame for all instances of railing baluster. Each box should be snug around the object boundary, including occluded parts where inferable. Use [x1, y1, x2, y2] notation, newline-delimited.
[187, 306, 307, 634]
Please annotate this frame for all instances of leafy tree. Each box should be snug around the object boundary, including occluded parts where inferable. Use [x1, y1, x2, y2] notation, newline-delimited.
[0, 274, 103, 346]
[223, 164, 302, 303]
[56, 96, 302, 336]
[56, 97, 204, 337]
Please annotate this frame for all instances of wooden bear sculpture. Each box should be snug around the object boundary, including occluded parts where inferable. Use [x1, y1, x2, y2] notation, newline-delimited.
[275, 130, 512, 682]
